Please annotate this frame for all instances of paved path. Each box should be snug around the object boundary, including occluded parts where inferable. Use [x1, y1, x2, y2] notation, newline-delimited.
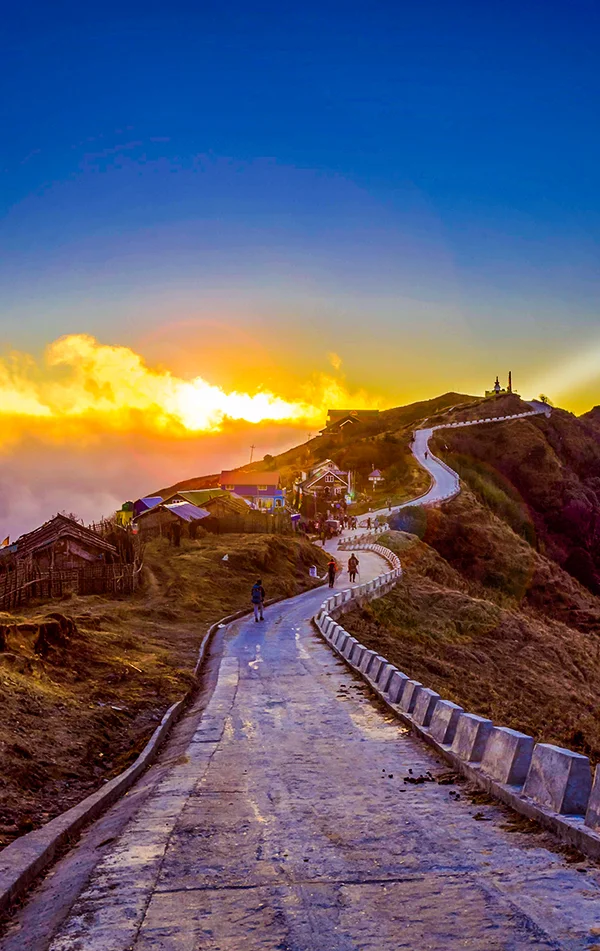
[5, 551, 600, 950]
[367, 401, 549, 522]
[5, 402, 599, 950]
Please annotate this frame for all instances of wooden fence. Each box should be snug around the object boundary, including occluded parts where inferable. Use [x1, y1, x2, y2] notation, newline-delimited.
[0, 562, 139, 613]
[202, 513, 294, 535]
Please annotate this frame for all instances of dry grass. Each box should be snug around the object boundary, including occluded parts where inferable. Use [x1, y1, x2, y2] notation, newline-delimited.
[0, 533, 328, 846]
[342, 522, 600, 764]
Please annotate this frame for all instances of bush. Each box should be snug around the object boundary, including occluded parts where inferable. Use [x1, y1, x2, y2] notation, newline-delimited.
[389, 505, 427, 538]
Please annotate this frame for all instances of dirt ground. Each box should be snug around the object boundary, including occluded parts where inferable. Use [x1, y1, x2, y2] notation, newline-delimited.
[0, 533, 329, 848]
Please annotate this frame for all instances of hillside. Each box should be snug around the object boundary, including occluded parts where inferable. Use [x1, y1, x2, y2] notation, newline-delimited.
[0, 534, 328, 848]
[342, 490, 600, 762]
[157, 392, 480, 502]
[431, 404, 600, 592]
[338, 395, 600, 764]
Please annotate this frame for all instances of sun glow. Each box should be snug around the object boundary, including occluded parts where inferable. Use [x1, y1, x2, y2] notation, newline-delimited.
[0, 334, 375, 443]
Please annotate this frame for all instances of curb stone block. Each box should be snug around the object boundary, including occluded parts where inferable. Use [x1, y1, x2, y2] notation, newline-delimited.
[368, 655, 387, 683]
[343, 637, 358, 660]
[377, 664, 396, 693]
[359, 650, 377, 674]
[451, 713, 493, 763]
[481, 727, 534, 786]
[412, 688, 440, 727]
[585, 766, 600, 832]
[352, 645, 366, 667]
[523, 744, 592, 815]
[429, 700, 463, 745]
[337, 631, 349, 651]
[325, 620, 338, 640]
[399, 681, 423, 714]
[335, 630, 347, 650]
[386, 670, 409, 704]
[331, 625, 344, 645]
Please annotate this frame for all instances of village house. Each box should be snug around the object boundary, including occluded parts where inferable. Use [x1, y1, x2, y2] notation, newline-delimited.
[320, 409, 380, 436]
[220, 470, 286, 510]
[295, 460, 352, 510]
[1, 514, 118, 571]
[133, 496, 164, 519]
[133, 500, 210, 542]
[163, 489, 229, 507]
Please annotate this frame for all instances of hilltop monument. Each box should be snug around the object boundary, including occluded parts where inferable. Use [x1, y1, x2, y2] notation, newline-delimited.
[485, 371, 515, 398]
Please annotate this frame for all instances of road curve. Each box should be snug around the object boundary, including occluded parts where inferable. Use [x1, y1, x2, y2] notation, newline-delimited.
[368, 402, 549, 521]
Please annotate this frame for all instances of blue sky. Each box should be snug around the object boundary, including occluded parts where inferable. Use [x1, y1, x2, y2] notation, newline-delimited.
[2, 0, 600, 406]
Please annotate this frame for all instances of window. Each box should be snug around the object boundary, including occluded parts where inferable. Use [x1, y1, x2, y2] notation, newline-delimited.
[325, 474, 334, 483]
[257, 484, 268, 491]
[226, 484, 235, 490]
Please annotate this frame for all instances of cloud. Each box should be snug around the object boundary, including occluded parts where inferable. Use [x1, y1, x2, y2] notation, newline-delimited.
[0, 334, 380, 449]
[0, 334, 383, 538]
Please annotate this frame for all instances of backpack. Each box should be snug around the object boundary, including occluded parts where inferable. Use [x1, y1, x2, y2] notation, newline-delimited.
[251, 584, 263, 604]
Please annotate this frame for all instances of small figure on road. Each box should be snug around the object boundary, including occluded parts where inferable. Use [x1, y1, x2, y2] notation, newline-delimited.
[327, 558, 337, 588]
[251, 579, 266, 622]
[367, 517, 372, 530]
[424, 450, 429, 460]
[348, 553, 359, 583]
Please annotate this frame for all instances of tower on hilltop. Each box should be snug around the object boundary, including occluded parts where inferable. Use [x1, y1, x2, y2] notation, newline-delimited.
[485, 372, 516, 398]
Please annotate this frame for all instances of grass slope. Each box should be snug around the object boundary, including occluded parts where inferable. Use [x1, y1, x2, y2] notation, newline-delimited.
[342, 491, 600, 762]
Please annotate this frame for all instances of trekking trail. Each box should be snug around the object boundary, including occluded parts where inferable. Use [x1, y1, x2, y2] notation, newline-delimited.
[5, 401, 598, 951]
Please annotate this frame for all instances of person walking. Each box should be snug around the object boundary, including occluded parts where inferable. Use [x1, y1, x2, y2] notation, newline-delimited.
[348, 553, 359, 583]
[251, 579, 265, 622]
[327, 558, 337, 588]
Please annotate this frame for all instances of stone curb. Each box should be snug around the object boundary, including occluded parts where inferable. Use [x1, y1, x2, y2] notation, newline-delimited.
[313, 539, 600, 863]
[0, 577, 327, 917]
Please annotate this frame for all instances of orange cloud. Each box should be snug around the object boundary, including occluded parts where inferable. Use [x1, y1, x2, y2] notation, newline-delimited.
[0, 334, 382, 448]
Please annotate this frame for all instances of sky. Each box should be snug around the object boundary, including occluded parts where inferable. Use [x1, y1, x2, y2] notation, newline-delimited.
[2, 0, 600, 537]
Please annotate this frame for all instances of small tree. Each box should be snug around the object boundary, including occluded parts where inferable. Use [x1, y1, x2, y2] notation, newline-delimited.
[539, 394, 553, 406]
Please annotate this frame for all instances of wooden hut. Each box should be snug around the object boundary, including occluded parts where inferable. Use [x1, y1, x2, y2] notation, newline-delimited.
[11, 515, 118, 570]
[133, 501, 210, 543]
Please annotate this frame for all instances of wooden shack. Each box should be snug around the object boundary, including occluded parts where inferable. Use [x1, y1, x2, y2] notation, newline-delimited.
[133, 501, 210, 543]
[12, 515, 118, 570]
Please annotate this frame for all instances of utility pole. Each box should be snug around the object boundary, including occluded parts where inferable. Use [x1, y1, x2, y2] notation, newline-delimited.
[249, 444, 255, 464]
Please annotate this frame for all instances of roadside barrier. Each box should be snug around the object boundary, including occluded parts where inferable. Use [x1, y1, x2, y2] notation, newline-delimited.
[313, 536, 600, 860]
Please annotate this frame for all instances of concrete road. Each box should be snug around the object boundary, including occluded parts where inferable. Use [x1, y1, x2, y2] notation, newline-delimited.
[5, 551, 600, 950]
[367, 405, 547, 523]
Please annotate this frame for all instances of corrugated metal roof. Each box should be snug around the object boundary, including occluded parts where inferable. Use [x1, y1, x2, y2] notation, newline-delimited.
[163, 502, 210, 523]
[167, 489, 227, 506]
[139, 496, 163, 509]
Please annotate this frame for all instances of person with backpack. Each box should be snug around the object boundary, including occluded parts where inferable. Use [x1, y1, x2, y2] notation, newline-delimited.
[348, 553, 359, 583]
[251, 579, 265, 621]
[327, 558, 337, 588]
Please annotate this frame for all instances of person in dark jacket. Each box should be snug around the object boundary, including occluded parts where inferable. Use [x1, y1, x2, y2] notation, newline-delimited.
[251, 579, 265, 621]
[347, 553, 359, 583]
[327, 558, 337, 588]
